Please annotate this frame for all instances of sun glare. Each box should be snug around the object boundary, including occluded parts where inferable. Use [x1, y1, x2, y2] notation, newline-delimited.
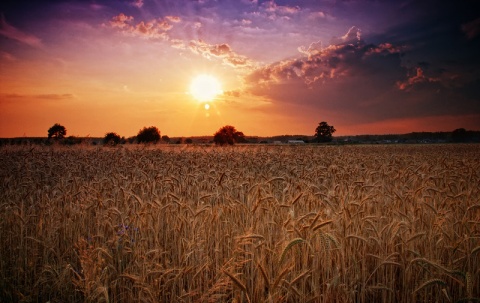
[189, 74, 223, 102]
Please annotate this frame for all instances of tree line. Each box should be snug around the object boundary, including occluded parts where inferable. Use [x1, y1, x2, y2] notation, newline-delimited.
[2, 122, 477, 146]
[42, 122, 336, 146]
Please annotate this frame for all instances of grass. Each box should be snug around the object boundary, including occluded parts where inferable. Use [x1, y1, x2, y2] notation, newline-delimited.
[0, 144, 479, 302]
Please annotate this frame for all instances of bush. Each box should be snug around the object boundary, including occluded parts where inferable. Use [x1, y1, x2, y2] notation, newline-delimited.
[104, 132, 121, 146]
[213, 125, 245, 145]
[137, 126, 161, 143]
[161, 135, 170, 143]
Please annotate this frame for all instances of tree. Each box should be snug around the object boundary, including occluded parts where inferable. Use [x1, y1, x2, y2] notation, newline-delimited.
[161, 135, 170, 143]
[213, 125, 245, 145]
[137, 126, 161, 143]
[48, 123, 67, 140]
[103, 132, 121, 145]
[451, 128, 469, 142]
[315, 121, 336, 143]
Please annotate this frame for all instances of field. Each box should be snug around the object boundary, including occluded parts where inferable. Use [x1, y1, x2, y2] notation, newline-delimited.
[1, 144, 479, 302]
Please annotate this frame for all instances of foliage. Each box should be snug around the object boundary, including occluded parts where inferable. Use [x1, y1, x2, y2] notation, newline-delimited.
[103, 132, 121, 146]
[161, 135, 170, 143]
[213, 125, 245, 145]
[47, 123, 67, 140]
[452, 128, 468, 142]
[315, 121, 336, 142]
[450, 127, 478, 143]
[136, 126, 160, 143]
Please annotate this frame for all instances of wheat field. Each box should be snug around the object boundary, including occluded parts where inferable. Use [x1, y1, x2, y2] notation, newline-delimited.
[0, 144, 479, 302]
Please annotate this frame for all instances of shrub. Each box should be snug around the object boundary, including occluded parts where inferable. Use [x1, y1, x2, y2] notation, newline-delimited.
[213, 125, 245, 145]
[103, 132, 121, 146]
[137, 126, 161, 143]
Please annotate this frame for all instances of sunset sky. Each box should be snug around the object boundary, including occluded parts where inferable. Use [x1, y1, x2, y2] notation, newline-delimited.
[1, 0, 479, 138]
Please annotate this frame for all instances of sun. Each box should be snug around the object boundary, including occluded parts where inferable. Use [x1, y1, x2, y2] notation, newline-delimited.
[189, 74, 223, 102]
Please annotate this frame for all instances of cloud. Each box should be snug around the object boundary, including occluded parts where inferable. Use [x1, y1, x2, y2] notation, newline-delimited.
[365, 43, 406, 56]
[0, 14, 43, 48]
[462, 18, 480, 40]
[165, 16, 182, 23]
[246, 29, 404, 88]
[308, 11, 327, 19]
[246, 0, 301, 21]
[134, 20, 171, 37]
[109, 13, 134, 29]
[170, 38, 186, 49]
[0, 51, 16, 61]
[3, 93, 74, 100]
[107, 14, 177, 39]
[297, 41, 323, 58]
[241, 19, 252, 25]
[245, 27, 458, 125]
[187, 40, 256, 69]
[35, 94, 74, 100]
[241, 23, 480, 132]
[90, 3, 105, 11]
[262, 1, 300, 15]
[330, 26, 361, 46]
[107, 13, 255, 70]
[131, 0, 144, 8]
[224, 90, 241, 97]
[396, 67, 440, 91]
[106, 13, 256, 69]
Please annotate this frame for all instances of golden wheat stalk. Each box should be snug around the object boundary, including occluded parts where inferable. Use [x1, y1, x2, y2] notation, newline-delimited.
[279, 238, 305, 264]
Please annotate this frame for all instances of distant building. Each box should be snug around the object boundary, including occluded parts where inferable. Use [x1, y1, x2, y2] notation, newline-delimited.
[287, 140, 305, 144]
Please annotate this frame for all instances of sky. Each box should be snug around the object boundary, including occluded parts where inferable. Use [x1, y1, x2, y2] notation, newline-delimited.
[1, 0, 479, 138]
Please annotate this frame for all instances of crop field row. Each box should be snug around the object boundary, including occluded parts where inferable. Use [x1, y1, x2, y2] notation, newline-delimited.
[1, 144, 479, 302]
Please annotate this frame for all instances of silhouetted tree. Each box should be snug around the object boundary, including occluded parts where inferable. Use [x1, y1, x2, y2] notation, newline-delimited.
[451, 128, 468, 142]
[48, 123, 67, 140]
[161, 135, 170, 143]
[104, 132, 121, 145]
[185, 138, 193, 144]
[315, 121, 336, 142]
[137, 126, 161, 143]
[213, 125, 245, 145]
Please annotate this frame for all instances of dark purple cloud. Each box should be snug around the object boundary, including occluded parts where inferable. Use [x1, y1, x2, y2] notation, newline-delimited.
[246, 27, 404, 88]
[243, 24, 479, 127]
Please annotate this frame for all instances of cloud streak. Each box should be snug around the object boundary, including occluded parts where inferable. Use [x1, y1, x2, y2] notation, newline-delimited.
[3, 93, 74, 100]
[0, 14, 43, 48]
[396, 67, 440, 91]
[187, 40, 257, 69]
[246, 27, 404, 87]
[107, 13, 256, 70]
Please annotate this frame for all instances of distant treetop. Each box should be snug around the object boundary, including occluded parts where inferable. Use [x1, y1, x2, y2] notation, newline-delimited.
[315, 121, 336, 143]
[48, 123, 67, 140]
[213, 125, 245, 145]
[137, 126, 161, 143]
